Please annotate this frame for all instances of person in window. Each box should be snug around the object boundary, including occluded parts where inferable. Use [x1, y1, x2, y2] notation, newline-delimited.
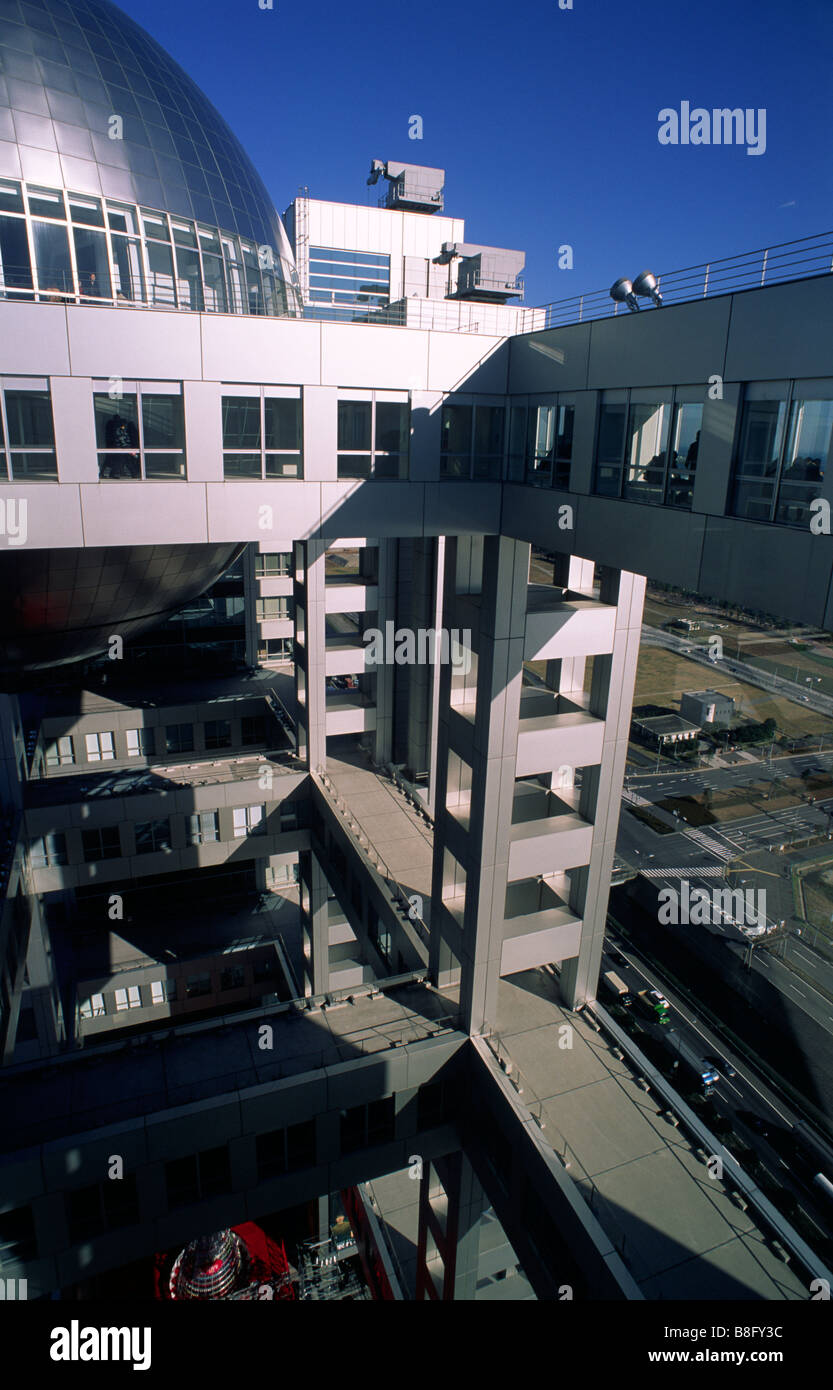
[685, 430, 700, 470]
[103, 413, 140, 478]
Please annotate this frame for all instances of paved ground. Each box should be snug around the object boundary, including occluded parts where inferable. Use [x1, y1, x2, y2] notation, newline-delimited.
[494, 970, 810, 1300]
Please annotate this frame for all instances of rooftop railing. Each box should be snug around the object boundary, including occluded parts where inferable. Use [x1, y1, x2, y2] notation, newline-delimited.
[4, 230, 830, 336]
[523, 229, 833, 332]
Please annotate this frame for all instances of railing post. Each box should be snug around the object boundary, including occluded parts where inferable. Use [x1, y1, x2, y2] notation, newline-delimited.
[761, 248, 768, 286]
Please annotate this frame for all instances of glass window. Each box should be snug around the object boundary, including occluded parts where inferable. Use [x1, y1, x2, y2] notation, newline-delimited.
[69, 194, 105, 228]
[737, 398, 786, 477]
[146, 239, 176, 306]
[265, 397, 300, 450]
[188, 811, 219, 845]
[233, 805, 265, 837]
[256, 597, 290, 621]
[30, 832, 68, 868]
[80, 992, 105, 1019]
[526, 405, 555, 486]
[110, 235, 145, 303]
[95, 392, 140, 478]
[204, 718, 231, 749]
[185, 974, 211, 999]
[135, 819, 171, 853]
[473, 405, 504, 480]
[126, 728, 154, 757]
[595, 402, 626, 495]
[730, 391, 789, 522]
[667, 402, 703, 510]
[220, 965, 245, 991]
[150, 979, 176, 1004]
[82, 827, 121, 862]
[255, 552, 291, 576]
[0, 214, 33, 297]
[32, 220, 73, 297]
[441, 403, 472, 476]
[142, 393, 184, 449]
[507, 405, 527, 482]
[85, 731, 115, 762]
[28, 187, 65, 220]
[223, 396, 260, 449]
[73, 227, 111, 298]
[623, 402, 669, 504]
[338, 400, 371, 451]
[3, 386, 58, 481]
[223, 452, 261, 479]
[114, 986, 142, 1011]
[5, 390, 55, 446]
[45, 735, 74, 767]
[241, 715, 266, 744]
[775, 398, 832, 528]
[165, 722, 194, 754]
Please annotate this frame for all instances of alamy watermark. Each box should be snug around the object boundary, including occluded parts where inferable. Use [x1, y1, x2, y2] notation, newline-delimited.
[658, 103, 766, 156]
[363, 623, 472, 673]
[658, 881, 769, 931]
[0, 498, 27, 546]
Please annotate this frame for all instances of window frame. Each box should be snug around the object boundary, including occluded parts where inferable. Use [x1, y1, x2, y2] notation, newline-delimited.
[221, 385, 303, 480]
[92, 380, 186, 482]
[337, 391, 410, 480]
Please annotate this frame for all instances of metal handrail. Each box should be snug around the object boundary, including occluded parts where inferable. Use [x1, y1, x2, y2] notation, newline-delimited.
[525, 229, 833, 332]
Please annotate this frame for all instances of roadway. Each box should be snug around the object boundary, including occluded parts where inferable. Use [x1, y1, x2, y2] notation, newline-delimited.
[599, 930, 833, 1263]
[642, 624, 833, 721]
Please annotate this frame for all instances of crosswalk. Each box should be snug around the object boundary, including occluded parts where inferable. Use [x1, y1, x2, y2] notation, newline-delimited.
[682, 826, 735, 862]
[639, 865, 727, 879]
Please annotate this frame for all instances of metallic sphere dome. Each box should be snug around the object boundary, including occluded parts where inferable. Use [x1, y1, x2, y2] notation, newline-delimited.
[0, 0, 291, 257]
[0, 542, 246, 673]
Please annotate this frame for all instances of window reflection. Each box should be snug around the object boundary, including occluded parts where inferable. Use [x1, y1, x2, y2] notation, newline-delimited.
[731, 390, 832, 526]
[0, 179, 300, 317]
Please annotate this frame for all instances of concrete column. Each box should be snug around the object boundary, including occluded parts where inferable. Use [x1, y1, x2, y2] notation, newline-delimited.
[560, 566, 645, 1008]
[299, 848, 329, 996]
[415, 1152, 486, 1300]
[430, 535, 530, 1035]
[293, 539, 327, 771]
[373, 539, 396, 765]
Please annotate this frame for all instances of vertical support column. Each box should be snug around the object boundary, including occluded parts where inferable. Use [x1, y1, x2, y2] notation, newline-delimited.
[560, 566, 645, 1008]
[430, 535, 530, 1035]
[414, 1152, 486, 1300]
[299, 848, 330, 996]
[293, 539, 327, 772]
[373, 538, 396, 765]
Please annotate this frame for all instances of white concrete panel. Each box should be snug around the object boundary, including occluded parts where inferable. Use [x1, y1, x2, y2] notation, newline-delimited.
[184, 381, 223, 482]
[321, 323, 429, 390]
[0, 303, 71, 374]
[50, 376, 97, 483]
[426, 333, 508, 394]
[79, 482, 209, 546]
[325, 644, 369, 675]
[500, 916, 582, 975]
[516, 714, 605, 777]
[201, 315, 322, 384]
[508, 819, 594, 880]
[1, 482, 83, 547]
[66, 304, 202, 380]
[325, 583, 378, 613]
[325, 704, 376, 734]
[524, 603, 616, 662]
[205, 481, 323, 543]
[303, 385, 338, 482]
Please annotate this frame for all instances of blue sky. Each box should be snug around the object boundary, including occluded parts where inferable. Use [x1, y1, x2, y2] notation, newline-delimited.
[120, 0, 833, 307]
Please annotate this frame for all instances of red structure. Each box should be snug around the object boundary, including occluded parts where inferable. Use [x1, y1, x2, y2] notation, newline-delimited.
[154, 1222, 295, 1300]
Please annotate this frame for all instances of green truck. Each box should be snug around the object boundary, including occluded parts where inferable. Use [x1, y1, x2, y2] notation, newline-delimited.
[637, 988, 671, 1024]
